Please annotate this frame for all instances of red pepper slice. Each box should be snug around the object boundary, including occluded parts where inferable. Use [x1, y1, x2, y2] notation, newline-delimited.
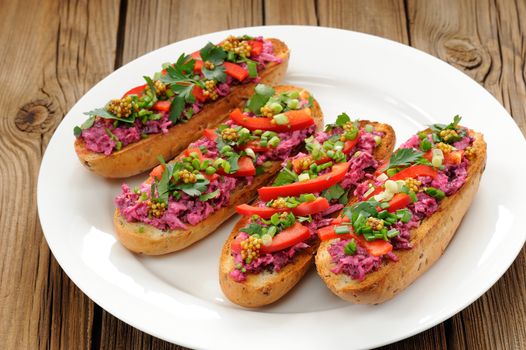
[423, 150, 463, 165]
[235, 197, 330, 219]
[149, 164, 165, 181]
[260, 222, 311, 254]
[240, 140, 270, 153]
[342, 132, 362, 154]
[218, 156, 256, 177]
[192, 85, 207, 103]
[258, 162, 350, 201]
[179, 147, 205, 161]
[122, 84, 146, 98]
[152, 100, 170, 112]
[229, 108, 314, 132]
[389, 164, 438, 181]
[248, 40, 263, 56]
[235, 204, 287, 218]
[223, 62, 249, 81]
[387, 193, 412, 212]
[203, 128, 217, 141]
[316, 225, 393, 257]
[292, 197, 330, 216]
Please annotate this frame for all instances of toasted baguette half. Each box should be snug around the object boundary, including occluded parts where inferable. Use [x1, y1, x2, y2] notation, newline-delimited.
[75, 39, 290, 178]
[219, 121, 396, 308]
[113, 86, 323, 255]
[315, 130, 486, 304]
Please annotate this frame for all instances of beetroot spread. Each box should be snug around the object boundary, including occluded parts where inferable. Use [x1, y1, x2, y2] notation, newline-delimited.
[230, 116, 387, 282]
[76, 36, 281, 155]
[327, 117, 476, 281]
[115, 88, 317, 231]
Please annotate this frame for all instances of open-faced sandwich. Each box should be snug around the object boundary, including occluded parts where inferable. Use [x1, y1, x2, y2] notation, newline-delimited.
[113, 85, 323, 254]
[74, 35, 289, 178]
[315, 116, 486, 304]
[219, 113, 396, 307]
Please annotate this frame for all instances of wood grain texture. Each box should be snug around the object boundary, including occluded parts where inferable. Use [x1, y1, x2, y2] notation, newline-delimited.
[0, 0, 524, 349]
[0, 0, 120, 349]
[121, 0, 263, 65]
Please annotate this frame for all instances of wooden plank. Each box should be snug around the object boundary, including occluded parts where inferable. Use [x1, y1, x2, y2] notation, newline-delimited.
[121, 0, 263, 65]
[264, 0, 318, 25]
[406, 0, 526, 349]
[97, 1, 263, 348]
[0, 0, 120, 349]
[317, 0, 409, 43]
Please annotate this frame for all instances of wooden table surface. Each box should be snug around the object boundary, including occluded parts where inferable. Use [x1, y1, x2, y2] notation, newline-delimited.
[1, 0, 525, 349]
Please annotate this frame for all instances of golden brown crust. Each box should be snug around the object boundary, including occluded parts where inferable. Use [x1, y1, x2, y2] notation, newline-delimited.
[218, 121, 397, 308]
[113, 87, 323, 255]
[315, 131, 487, 304]
[75, 38, 290, 178]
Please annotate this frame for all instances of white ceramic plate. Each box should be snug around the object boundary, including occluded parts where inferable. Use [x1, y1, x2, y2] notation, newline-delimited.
[38, 26, 526, 349]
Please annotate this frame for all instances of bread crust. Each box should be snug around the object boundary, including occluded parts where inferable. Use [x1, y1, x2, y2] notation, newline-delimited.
[113, 86, 323, 255]
[75, 38, 290, 178]
[315, 131, 487, 304]
[219, 121, 396, 308]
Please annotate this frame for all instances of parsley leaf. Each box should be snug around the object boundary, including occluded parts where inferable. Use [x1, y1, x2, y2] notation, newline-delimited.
[83, 108, 134, 124]
[386, 148, 423, 170]
[227, 153, 240, 174]
[335, 113, 351, 127]
[202, 65, 226, 82]
[273, 167, 298, 186]
[199, 42, 227, 65]
[171, 83, 196, 103]
[240, 223, 264, 236]
[246, 84, 275, 114]
[199, 189, 220, 201]
[73, 115, 96, 137]
[322, 184, 346, 201]
[429, 115, 462, 133]
[169, 96, 186, 123]
[177, 178, 209, 197]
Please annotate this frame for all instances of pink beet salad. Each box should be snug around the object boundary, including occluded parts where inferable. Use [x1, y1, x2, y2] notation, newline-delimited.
[320, 116, 477, 281]
[115, 85, 316, 231]
[74, 35, 283, 155]
[228, 113, 389, 282]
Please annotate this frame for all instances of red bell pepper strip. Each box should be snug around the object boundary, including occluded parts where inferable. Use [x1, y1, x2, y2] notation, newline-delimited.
[235, 204, 287, 218]
[423, 150, 463, 165]
[389, 164, 438, 181]
[218, 156, 256, 177]
[229, 108, 315, 132]
[203, 128, 217, 141]
[231, 234, 244, 253]
[122, 84, 146, 98]
[194, 60, 203, 73]
[192, 85, 207, 103]
[240, 140, 270, 153]
[235, 197, 330, 219]
[292, 197, 330, 216]
[152, 100, 171, 112]
[342, 132, 362, 154]
[179, 147, 205, 161]
[317, 225, 354, 241]
[316, 225, 393, 257]
[258, 162, 350, 201]
[248, 40, 263, 56]
[387, 193, 412, 212]
[149, 164, 165, 181]
[260, 222, 311, 254]
[223, 62, 249, 81]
